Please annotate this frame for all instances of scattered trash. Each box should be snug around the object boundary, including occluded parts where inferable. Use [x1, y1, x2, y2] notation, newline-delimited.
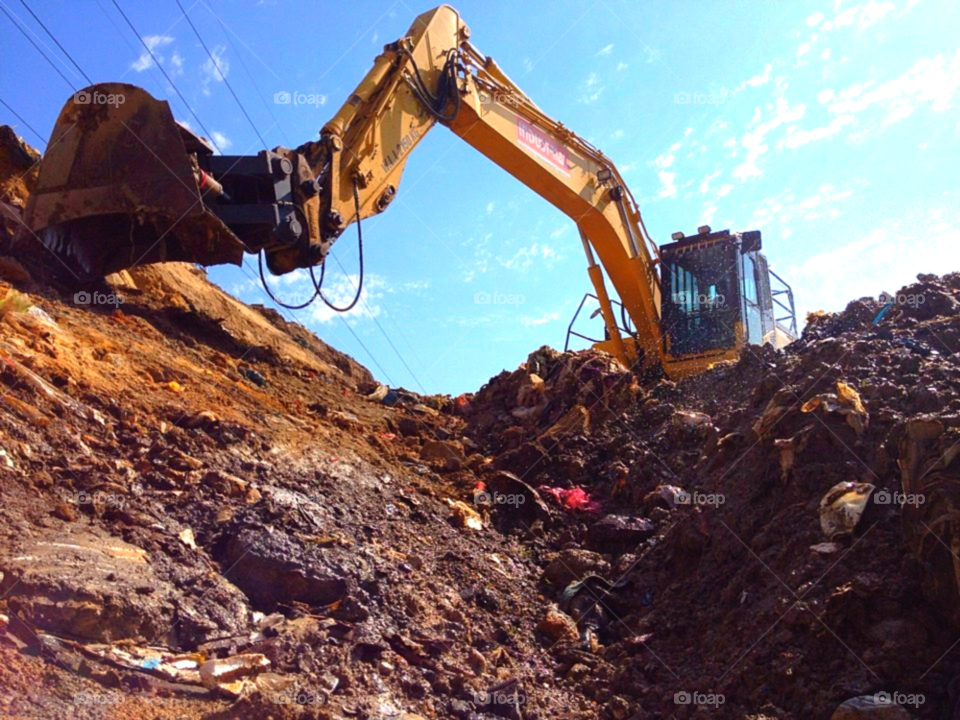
[672, 410, 712, 430]
[539, 485, 600, 512]
[178, 528, 197, 550]
[241, 367, 267, 387]
[447, 499, 483, 530]
[802, 380, 869, 435]
[819, 481, 875, 539]
[199, 653, 271, 696]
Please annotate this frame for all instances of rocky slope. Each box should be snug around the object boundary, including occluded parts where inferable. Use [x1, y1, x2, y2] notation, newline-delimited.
[1, 127, 959, 719]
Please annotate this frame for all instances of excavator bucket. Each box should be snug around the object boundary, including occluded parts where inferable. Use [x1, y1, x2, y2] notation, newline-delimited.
[22, 83, 245, 280]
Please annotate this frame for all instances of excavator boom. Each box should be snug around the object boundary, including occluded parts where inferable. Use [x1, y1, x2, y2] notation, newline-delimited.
[21, 5, 796, 378]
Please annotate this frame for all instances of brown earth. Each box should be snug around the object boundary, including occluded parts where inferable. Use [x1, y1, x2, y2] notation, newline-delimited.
[1, 127, 959, 719]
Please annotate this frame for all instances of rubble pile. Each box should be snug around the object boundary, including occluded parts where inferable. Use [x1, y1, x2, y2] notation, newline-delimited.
[1, 128, 959, 718]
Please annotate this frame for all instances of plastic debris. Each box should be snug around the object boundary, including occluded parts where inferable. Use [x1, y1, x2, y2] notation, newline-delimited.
[819, 481, 875, 539]
[672, 410, 713, 429]
[447, 499, 483, 530]
[179, 528, 197, 550]
[539, 486, 600, 512]
[802, 380, 869, 435]
[241, 368, 267, 387]
[199, 653, 271, 696]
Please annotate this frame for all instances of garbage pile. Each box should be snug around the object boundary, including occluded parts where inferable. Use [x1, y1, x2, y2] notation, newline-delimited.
[2, 126, 960, 718]
[449, 276, 960, 718]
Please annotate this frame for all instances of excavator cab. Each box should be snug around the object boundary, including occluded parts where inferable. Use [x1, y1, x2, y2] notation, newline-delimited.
[659, 227, 796, 362]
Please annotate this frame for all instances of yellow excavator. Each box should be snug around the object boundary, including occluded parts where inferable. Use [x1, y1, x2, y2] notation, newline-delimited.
[21, 5, 796, 379]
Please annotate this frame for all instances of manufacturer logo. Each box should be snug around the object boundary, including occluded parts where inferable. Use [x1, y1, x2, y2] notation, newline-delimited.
[517, 118, 569, 176]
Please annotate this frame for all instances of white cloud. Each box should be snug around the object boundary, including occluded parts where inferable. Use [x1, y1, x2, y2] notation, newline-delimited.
[499, 243, 560, 271]
[779, 114, 854, 148]
[789, 224, 960, 317]
[858, 0, 895, 28]
[698, 169, 720, 194]
[827, 50, 960, 119]
[797, 41, 811, 58]
[308, 273, 385, 325]
[597, 43, 615, 56]
[821, 48, 832, 60]
[131, 35, 174, 72]
[201, 45, 230, 94]
[657, 171, 677, 199]
[485, 201, 495, 215]
[806, 11, 825, 26]
[521, 311, 561, 327]
[578, 73, 604, 104]
[611, 129, 624, 140]
[211, 131, 232, 151]
[616, 61, 628, 72]
[170, 51, 184, 76]
[716, 184, 733, 197]
[739, 63, 772, 91]
[731, 97, 807, 181]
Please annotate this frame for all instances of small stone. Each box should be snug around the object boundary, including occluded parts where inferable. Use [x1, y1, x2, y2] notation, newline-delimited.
[537, 606, 579, 644]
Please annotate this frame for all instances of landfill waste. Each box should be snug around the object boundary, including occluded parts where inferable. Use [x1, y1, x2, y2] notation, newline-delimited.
[3, 130, 960, 718]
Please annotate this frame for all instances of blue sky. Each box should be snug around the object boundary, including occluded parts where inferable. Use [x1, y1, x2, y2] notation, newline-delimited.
[3, 0, 959, 394]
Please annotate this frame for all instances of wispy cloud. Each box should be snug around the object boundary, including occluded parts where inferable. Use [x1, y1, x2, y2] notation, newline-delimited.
[131, 35, 174, 72]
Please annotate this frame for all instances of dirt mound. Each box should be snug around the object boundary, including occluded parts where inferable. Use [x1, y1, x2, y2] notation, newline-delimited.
[2, 127, 959, 719]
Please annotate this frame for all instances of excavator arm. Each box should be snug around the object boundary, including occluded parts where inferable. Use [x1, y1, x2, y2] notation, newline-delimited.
[292, 5, 663, 368]
[23, 5, 795, 377]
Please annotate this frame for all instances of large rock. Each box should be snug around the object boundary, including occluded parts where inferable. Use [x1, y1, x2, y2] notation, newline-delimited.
[219, 527, 349, 611]
[0, 528, 175, 643]
[0, 526, 251, 646]
[543, 549, 611, 587]
[587, 514, 655, 552]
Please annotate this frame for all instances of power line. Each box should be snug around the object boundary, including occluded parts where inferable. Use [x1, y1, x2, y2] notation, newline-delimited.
[328, 250, 426, 392]
[109, 0, 223, 154]
[0, 3, 76, 91]
[212, 8, 292, 148]
[17, 0, 92, 85]
[0, 97, 46, 146]
[239, 259, 396, 385]
[93, 0, 191, 120]
[174, 0, 267, 149]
